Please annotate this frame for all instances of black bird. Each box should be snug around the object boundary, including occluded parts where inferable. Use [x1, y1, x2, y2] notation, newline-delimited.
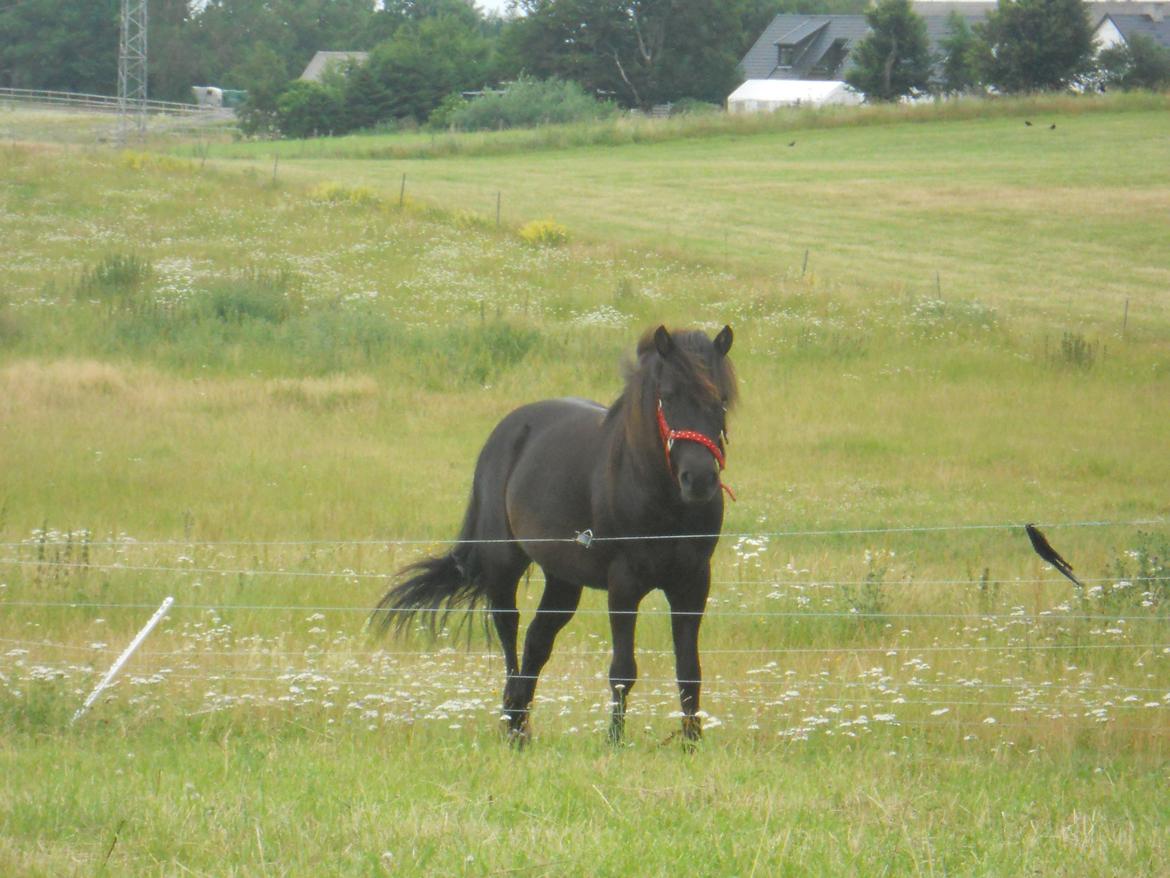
[1025, 523, 1083, 588]
[1049, 123, 1056, 130]
[788, 140, 796, 147]
[1024, 120, 1032, 126]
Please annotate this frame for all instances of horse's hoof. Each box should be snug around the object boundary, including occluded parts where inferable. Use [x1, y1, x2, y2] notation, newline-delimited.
[500, 711, 530, 748]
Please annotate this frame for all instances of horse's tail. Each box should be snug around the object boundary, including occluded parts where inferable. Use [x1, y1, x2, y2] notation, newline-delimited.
[370, 487, 490, 638]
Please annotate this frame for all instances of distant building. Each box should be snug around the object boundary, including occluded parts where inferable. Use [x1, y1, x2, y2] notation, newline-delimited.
[1093, 11, 1170, 51]
[740, 13, 990, 85]
[192, 86, 223, 108]
[300, 51, 369, 83]
[727, 79, 861, 112]
[740, 4, 1170, 87]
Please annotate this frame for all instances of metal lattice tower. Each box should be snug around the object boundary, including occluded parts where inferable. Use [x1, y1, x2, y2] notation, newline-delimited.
[118, 0, 148, 142]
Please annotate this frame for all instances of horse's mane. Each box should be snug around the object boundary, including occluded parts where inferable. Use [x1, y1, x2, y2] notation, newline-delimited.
[608, 327, 738, 458]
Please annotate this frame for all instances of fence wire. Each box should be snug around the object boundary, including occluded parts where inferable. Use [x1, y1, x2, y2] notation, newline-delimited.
[3, 516, 1163, 551]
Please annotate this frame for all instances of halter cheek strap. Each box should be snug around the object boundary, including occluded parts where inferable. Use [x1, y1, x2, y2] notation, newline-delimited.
[656, 400, 736, 501]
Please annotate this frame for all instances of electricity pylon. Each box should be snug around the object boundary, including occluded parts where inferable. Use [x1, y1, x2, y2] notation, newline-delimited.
[118, 0, 148, 143]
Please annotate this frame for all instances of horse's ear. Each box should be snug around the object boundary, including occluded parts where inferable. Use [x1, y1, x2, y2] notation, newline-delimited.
[714, 325, 733, 357]
[653, 325, 674, 358]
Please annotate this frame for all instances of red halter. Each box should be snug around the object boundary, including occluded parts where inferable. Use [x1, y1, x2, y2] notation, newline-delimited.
[656, 400, 735, 501]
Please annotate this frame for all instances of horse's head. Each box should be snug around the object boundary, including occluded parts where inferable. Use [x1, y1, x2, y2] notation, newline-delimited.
[639, 324, 736, 505]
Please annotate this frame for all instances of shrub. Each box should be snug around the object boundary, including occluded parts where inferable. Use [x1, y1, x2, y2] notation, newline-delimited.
[441, 77, 615, 132]
[203, 268, 304, 324]
[518, 218, 569, 247]
[437, 322, 542, 387]
[75, 252, 153, 311]
[275, 81, 347, 139]
[307, 182, 380, 207]
[1049, 331, 1096, 370]
[119, 151, 197, 173]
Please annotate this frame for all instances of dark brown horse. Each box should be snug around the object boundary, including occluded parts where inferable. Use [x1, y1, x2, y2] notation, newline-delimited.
[373, 325, 736, 742]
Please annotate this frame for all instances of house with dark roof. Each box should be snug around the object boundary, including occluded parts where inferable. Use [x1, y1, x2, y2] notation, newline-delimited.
[1093, 12, 1170, 52]
[740, 13, 989, 84]
[741, 4, 1170, 89]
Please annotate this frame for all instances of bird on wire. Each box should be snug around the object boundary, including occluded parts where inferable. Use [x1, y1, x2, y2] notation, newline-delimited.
[1025, 523, 1084, 588]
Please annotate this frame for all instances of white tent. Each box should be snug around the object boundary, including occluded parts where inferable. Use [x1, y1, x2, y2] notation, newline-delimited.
[727, 79, 861, 113]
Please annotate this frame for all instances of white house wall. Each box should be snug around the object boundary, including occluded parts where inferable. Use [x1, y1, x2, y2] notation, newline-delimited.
[1094, 18, 1126, 49]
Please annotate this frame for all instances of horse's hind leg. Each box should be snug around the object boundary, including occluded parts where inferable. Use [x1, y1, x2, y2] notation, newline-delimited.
[489, 596, 520, 707]
[481, 553, 529, 735]
[503, 574, 582, 740]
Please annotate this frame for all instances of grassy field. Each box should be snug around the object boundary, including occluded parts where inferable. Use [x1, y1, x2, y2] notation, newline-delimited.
[2, 97, 1169, 875]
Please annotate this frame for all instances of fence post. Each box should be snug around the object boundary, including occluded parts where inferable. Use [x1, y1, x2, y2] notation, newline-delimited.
[71, 596, 174, 724]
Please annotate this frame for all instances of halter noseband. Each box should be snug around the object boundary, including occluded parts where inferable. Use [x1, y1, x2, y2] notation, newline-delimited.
[656, 400, 735, 501]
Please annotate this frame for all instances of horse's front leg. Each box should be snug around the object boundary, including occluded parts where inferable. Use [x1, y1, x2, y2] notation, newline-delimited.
[606, 563, 645, 744]
[666, 573, 710, 744]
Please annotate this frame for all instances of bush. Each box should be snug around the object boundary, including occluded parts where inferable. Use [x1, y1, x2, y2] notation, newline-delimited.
[275, 81, 346, 139]
[433, 322, 543, 387]
[203, 269, 303, 324]
[518, 219, 569, 247]
[307, 182, 380, 207]
[441, 77, 616, 132]
[75, 252, 153, 310]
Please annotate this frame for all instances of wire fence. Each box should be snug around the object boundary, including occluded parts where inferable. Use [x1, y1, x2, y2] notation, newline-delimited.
[2, 517, 1166, 737]
[4, 516, 1163, 550]
[0, 87, 229, 117]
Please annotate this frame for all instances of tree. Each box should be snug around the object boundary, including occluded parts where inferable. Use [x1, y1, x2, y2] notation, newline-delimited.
[500, 0, 751, 109]
[1098, 33, 1170, 92]
[366, 14, 490, 122]
[150, 0, 202, 103]
[341, 61, 394, 131]
[233, 44, 292, 136]
[979, 0, 1094, 93]
[938, 11, 982, 95]
[844, 0, 932, 101]
[275, 79, 346, 138]
[0, 0, 118, 92]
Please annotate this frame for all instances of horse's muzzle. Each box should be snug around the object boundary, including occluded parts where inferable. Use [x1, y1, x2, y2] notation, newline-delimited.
[678, 458, 721, 504]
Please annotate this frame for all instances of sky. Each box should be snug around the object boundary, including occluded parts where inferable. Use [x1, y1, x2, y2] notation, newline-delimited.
[476, 0, 519, 17]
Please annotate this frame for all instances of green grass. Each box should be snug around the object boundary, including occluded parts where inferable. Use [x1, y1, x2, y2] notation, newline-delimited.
[203, 90, 1167, 162]
[206, 96, 1170, 333]
[2, 97, 1170, 875]
[4, 724, 1167, 876]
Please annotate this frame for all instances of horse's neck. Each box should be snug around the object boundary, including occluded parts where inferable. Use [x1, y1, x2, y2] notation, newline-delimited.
[604, 411, 677, 516]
